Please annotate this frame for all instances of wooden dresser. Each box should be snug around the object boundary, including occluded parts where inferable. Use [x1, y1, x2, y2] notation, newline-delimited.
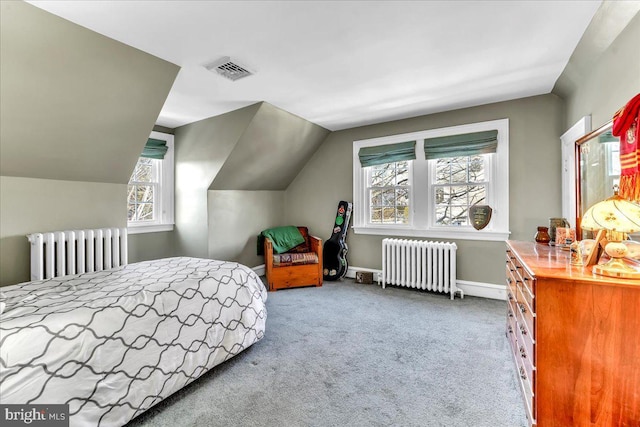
[505, 240, 640, 427]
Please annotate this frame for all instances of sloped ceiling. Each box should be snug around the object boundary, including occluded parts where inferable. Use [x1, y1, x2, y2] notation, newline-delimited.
[553, 1, 640, 99]
[0, 1, 180, 184]
[210, 102, 330, 190]
[174, 103, 262, 190]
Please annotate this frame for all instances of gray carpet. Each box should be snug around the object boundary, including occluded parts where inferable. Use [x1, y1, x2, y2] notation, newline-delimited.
[128, 281, 528, 427]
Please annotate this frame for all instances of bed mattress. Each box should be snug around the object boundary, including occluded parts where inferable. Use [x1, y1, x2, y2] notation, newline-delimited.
[0, 257, 267, 426]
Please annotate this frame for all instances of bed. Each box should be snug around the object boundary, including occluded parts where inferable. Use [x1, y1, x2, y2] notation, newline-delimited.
[0, 257, 267, 426]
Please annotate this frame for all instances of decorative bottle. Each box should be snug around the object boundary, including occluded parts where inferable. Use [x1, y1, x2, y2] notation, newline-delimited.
[534, 226, 551, 244]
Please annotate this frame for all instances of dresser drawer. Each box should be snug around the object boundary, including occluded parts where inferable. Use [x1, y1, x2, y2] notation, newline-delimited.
[506, 266, 518, 298]
[507, 252, 535, 288]
[507, 290, 518, 326]
[506, 308, 518, 349]
[519, 275, 535, 311]
[507, 300, 517, 325]
[516, 314, 535, 366]
[512, 256, 535, 295]
[509, 252, 536, 309]
[516, 298, 535, 339]
[517, 358, 536, 425]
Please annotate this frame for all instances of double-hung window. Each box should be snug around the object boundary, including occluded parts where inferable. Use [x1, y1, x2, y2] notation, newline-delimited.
[353, 119, 509, 241]
[432, 155, 489, 226]
[360, 140, 415, 225]
[368, 161, 411, 225]
[127, 131, 174, 234]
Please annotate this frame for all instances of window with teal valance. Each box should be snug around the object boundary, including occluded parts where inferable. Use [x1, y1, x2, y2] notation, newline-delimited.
[141, 138, 168, 159]
[358, 140, 416, 167]
[423, 130, 498, 160]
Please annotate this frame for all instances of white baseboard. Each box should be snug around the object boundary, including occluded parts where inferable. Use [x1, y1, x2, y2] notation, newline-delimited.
[257, 264, 505, 301]
[253, 264, 265, 276]
[346, 266, 506, 301]
[456, 280, 506, 301]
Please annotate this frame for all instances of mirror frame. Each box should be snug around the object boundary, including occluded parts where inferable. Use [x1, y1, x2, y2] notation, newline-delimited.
[574, 120, 614, 240]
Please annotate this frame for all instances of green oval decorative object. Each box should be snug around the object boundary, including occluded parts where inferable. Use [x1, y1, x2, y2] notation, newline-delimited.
[336, 216, 344, 225]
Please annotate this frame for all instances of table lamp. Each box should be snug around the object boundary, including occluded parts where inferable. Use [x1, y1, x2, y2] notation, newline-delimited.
[581, 188, 640, 279]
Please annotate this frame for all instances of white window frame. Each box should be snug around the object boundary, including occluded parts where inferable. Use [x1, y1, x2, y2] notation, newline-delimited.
[127, 131, 174, 234]
[365, 160, 413, 226]
[352, 119, 509, 241]
[428, 155, 492, 228]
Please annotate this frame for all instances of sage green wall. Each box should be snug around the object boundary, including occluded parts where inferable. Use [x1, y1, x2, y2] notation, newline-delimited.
[173, 104, 261, 258]
[285, 94, 564, 285]
[554, 10, 640, 128]
[0, 2, 179, 286]
[0, 1, 179, 184]
[208, 191, 285, 267]
[174, 102, 328, 266]
[128, 232, 176, 264]
[0, 177, 126, 286]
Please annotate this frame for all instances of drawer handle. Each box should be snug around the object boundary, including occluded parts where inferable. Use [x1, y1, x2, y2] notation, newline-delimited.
[519, 366, 527, 380]
[519, 324, 527, 335]
[519, 346, 527, 358]
[507, 326, 513, 334]
[508, 311, 514, 318]
[507, 277, 513, 284]
[523, 276, 530, 282]
[508, 293, 514, 301]
[519, 303, 527, 314]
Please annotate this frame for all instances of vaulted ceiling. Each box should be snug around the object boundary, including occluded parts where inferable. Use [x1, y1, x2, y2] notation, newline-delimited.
[28, 1, 603, 131]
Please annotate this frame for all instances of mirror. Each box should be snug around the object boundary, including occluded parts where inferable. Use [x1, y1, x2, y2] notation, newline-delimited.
[575, 121, 619, 239]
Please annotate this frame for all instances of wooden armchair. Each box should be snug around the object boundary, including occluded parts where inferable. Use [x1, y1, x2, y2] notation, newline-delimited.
[264, 227, 323, 292]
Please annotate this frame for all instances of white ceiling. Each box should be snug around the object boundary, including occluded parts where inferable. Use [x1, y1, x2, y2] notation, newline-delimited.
[28, 1, 602, 131]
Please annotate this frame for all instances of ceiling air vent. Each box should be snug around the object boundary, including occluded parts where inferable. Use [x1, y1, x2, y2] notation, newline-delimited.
[205, 56, 253, 81]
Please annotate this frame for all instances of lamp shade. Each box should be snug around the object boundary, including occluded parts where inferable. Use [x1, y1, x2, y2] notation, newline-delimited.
[581, 193, 640, 233]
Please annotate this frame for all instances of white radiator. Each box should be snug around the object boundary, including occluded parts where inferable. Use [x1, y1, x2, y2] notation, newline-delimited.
[27, 228, 128, 281]
[381, 238, 460, 300]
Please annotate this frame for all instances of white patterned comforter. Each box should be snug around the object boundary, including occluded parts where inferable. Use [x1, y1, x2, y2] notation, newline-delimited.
[0, 257, 267, 426]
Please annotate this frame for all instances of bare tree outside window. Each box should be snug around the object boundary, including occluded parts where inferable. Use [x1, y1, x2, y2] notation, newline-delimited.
[368, 161, 410, 224]
[433, 155, 487, 226]
[127, 158, 159, 222]
[353, 120, 508, 238]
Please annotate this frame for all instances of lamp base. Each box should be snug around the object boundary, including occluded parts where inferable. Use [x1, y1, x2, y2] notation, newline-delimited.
[593, 258, 640, 279]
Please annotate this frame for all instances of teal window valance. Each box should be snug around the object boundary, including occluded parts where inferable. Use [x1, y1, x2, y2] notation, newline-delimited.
[141, 138, 168, 160]
[423, 130, 498, 160]
[358, 141, 416, 167]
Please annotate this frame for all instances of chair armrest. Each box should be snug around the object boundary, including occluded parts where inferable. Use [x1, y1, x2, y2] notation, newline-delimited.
[310, 236, 323, 283]
[309, 235, 322, 254]
[264, 237, 274, 272]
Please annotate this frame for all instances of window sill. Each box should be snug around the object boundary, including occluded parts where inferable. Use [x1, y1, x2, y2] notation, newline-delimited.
[352, 226, 510, 242]
[127, 223, 174, 235]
